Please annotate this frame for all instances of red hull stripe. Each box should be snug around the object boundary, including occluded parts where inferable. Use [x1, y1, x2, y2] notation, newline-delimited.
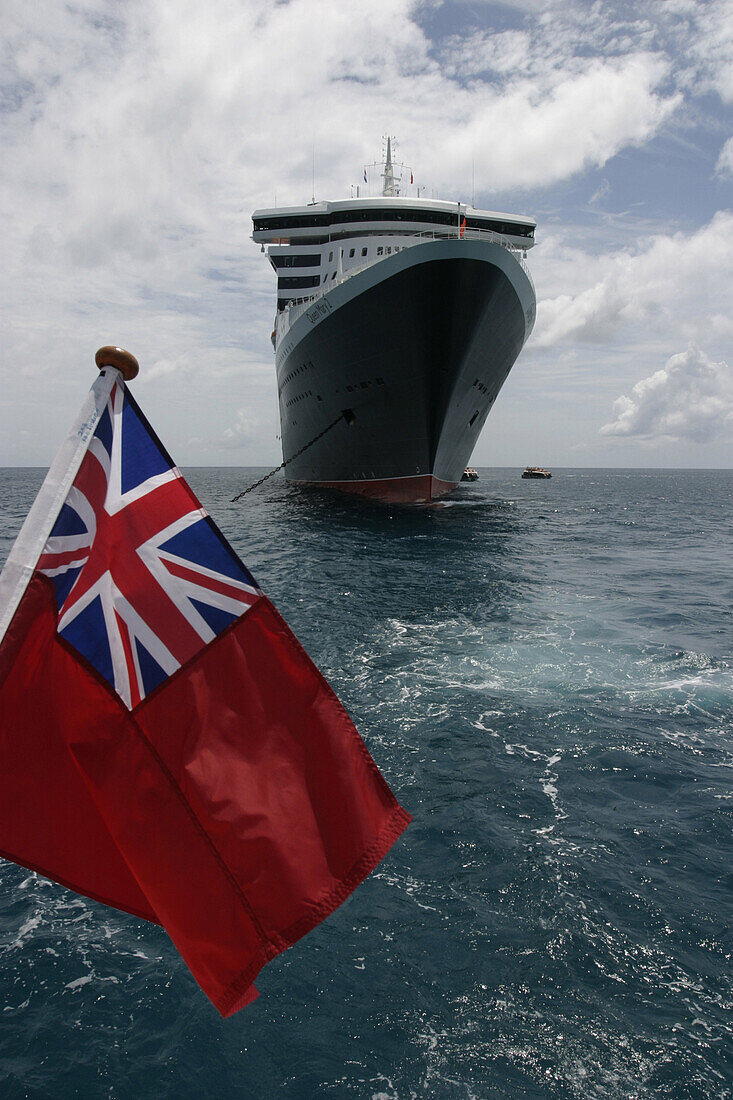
[288, 474, 458, 503]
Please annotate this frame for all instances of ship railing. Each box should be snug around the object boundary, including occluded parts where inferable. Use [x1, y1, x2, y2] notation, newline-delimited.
[460, 228, 535, 286]
[276, 228, 534, 334]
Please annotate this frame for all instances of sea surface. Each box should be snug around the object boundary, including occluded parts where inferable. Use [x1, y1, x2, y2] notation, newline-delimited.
[0, 467, 732, 1099]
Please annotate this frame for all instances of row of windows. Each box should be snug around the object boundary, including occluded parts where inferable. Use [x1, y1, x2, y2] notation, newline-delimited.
[284, 376, 390, 425]
[327, 247, 369, 261]
[274, 242, 413, 309]
[322, 243, 405, 283]
[277, 274, 321, 289]
[280, 359, 314, 390]
[268, 225, 531, 249]
[465, 217, 533, 238]
[335, 245, 405, 260]
[286, 389, 314, 408]
[276, 242, 412, 281]
[271, 254, 321, 269]
[255, 208, 534, 237]
[343, 377, 385, 393]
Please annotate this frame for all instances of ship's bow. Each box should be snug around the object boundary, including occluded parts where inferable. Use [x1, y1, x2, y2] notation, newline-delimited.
[276, 239, 535, 502]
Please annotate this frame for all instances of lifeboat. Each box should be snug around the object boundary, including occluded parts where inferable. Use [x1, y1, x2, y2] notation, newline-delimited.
[521, 466, 551, 479]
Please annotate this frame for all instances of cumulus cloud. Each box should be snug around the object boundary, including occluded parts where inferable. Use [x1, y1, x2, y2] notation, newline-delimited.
[0, 0, 682, 323]
[601, 345, 733, 442]
[0, 0, 729, 465]
[0, 0, 681, 231]
[436, 53, 679, 192]
[534, 211, 733, 347]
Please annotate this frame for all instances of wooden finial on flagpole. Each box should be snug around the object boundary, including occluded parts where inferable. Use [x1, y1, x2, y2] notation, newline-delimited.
[95, 346, 139, 380]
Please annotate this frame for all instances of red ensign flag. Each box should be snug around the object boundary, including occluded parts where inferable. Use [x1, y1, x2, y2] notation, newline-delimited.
[0, 355, 410, 1015]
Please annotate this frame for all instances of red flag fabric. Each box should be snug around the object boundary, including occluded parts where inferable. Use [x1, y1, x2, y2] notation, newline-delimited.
[460, 216, 466, 238]
[0, 366, 410, 1015]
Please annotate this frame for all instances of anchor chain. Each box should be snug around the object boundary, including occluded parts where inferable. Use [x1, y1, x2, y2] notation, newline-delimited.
[231, 409, 354, 502]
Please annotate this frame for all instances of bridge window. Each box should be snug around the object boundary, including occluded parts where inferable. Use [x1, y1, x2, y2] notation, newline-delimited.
[271, 254, 321, 269]
[277, 275, 321, 289]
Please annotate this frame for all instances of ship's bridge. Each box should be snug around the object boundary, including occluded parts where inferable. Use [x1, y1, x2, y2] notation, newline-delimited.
[252, 197, 536, 314]
[252, 197, 536, 251]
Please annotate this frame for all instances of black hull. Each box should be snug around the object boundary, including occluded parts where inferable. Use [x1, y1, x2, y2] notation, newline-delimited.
[275, 240, 535, 501]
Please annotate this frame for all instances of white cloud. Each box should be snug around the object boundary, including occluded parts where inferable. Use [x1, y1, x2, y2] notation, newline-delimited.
[534, 211, 733, 348]
[716, 135, 733, 176]
[222, 408, 260, 446]
[0, 0, 730, 467]
[589, 178, 611, 206]
[600, 345, 733, 442]
[459, 0, 733, 112]
[688, 0, 733, 104]
[435, 53, 680, 193]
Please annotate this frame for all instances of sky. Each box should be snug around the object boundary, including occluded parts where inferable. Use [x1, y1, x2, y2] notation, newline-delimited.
[1, 0, 732, 468]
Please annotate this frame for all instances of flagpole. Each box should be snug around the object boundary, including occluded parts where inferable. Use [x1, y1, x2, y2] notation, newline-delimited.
[0, 347, 138, 643]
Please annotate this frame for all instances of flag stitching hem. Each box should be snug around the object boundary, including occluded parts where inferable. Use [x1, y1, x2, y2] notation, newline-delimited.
[216, 802, 412, 1016]
[0, 843, 162, 926]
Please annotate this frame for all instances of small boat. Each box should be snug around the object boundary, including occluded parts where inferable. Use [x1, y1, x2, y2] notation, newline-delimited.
[522, 466, 551, 479]
[461, 467, 479, 481]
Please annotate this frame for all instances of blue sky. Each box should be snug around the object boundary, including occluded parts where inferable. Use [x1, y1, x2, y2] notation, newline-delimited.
[1, 0, 731, 467]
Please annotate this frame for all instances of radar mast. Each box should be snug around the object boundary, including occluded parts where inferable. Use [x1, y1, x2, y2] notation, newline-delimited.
[363, 137, 412, 198]
[382, 136, 398, 197]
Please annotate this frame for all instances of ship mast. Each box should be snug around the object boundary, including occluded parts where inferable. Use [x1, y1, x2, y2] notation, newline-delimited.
[382, 136, 398, 197]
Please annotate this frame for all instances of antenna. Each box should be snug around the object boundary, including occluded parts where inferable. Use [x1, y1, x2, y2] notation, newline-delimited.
[367, 137, 410, 199]
[382, 134, 395, 197]
[472, 158, 475, 208]
[311, 145, 315, 204]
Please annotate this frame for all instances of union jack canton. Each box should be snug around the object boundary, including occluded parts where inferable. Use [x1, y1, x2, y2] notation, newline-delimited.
[37, 380, 260, 709]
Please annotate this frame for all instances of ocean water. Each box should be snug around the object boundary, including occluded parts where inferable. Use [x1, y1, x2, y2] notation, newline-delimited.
[0, 466, 732, 1099]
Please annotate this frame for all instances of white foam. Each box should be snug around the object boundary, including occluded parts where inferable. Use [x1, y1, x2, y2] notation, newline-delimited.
[65, 974, 93, 991]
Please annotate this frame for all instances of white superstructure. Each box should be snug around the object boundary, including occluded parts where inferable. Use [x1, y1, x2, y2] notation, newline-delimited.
[252, 141, 536, 346]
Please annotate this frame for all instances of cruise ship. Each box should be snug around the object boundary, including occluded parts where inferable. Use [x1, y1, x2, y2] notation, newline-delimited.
[252, 141, 536, 502]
